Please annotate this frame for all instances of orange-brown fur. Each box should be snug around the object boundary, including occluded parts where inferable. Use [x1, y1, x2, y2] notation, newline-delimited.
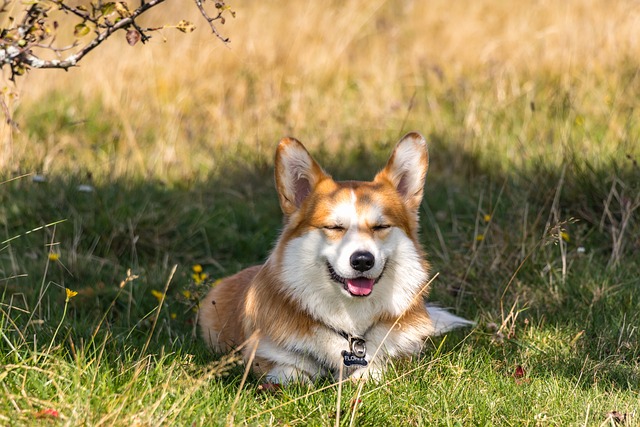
[198, 132, 469, 384]
[198, 265, 260, 352]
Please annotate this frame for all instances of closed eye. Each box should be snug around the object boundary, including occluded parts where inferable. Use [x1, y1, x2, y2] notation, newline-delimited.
[324, 225, 345, 231]
[372, 224, 391, 231]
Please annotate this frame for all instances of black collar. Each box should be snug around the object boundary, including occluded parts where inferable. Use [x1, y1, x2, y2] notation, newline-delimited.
[325, 322, 372, 344]
[325, 323, 374, 366]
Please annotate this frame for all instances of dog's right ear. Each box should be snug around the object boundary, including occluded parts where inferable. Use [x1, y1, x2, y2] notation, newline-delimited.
[375, 132, 429, 216]
[275, 138, 328, 216]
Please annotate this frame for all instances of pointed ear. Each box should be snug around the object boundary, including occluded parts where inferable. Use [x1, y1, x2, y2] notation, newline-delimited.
[375, 132, 429, 213]
[275, 137, 328, 216]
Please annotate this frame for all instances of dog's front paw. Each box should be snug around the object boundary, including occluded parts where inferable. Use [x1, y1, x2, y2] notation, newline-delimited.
[265, 365, 313, 386]
[348, 365, 384, 383]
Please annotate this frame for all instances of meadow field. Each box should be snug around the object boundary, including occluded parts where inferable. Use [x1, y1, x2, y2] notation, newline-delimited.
[1, 0, 639, 425]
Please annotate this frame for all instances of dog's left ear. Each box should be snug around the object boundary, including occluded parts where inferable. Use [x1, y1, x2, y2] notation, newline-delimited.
[275, 137, 329, 217]
[375, 132, 429, 214]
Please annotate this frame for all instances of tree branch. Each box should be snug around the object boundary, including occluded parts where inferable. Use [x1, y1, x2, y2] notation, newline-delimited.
[194, 0, 230, 43]
[0, 0, 233, 79]
[57, 3, 93, 23]
[2, 0, 166, 71]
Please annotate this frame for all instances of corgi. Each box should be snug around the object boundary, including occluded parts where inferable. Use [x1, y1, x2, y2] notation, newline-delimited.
[199, 132, 473, 384]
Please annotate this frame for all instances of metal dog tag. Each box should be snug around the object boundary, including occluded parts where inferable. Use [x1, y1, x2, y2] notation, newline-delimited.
[341, 337, 368, 367]
[342, 350, 368, 367]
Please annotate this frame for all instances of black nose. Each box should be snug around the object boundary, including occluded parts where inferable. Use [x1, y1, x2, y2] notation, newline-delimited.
[350, 251, 375, 272]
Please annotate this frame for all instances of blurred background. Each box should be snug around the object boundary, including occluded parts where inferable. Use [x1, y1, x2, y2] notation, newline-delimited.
[4, 0, 640, 178]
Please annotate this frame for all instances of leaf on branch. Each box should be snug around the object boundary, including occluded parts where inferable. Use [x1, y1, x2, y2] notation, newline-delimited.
[176, 20, 196, 33]
[126, 28, 141, 46]
[74, 22, 90, 37]
[101, 2, 117, 16]
[115, 2, 131, 18]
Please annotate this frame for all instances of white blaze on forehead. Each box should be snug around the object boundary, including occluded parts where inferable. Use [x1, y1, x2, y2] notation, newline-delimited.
[328, 189, 383, 229]
[321, 188, 388, 284]
[328, 192, 358, 227]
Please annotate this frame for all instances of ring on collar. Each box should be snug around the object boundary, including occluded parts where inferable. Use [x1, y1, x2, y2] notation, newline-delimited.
[349, 337, 366, 358]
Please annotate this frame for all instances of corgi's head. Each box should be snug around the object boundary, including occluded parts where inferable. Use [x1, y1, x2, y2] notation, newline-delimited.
[273, 133, 429, 319]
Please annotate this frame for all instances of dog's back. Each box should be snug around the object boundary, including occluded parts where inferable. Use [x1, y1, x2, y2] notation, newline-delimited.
[199, 265, 261, 352]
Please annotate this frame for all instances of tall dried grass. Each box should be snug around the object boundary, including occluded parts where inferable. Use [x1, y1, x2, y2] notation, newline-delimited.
[5, 0, 640, 177]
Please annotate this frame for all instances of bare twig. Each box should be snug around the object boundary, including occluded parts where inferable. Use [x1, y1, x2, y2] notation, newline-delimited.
[194, 0, 231, 43]
[32, 39, 80, 56]
[57, 2, 93, 23]
[130, 21, 150, 43]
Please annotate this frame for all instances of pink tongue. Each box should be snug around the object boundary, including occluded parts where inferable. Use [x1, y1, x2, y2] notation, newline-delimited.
[346, 278, 375, 296]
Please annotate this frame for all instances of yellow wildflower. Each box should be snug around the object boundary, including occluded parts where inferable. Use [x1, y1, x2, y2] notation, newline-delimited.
[476, 234, 485, 242]
[192, 271, 208, 285]
[192, 264, 203, 273]
[65, 288, 78, 301]
[48, 253, 60, 261]
[483, 214, 492, 222]
[170, 312, 177, 320]
[560, 231, 570, 242]
[182, 290, 192, 299]
[151, 289, 164, 302]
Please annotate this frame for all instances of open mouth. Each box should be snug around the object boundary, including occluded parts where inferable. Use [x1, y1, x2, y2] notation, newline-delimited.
[327, 263, 377, 297]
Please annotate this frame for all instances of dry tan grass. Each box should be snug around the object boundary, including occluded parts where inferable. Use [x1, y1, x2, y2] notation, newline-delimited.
[4, 0, 640, 177]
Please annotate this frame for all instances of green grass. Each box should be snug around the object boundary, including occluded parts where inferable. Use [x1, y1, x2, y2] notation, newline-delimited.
[1, 145, 638, 425]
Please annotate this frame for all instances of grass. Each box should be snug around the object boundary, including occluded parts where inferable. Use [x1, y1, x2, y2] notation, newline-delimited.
[1, 0, 640, 425]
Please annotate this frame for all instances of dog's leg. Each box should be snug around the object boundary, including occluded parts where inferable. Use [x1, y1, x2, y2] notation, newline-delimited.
[253, 336, 324, 385]
[265, 364, 314, 385]
[348, 364, 385, 383]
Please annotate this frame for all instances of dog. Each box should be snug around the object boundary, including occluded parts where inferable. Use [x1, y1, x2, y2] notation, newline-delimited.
[199, 132, 473, 384]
